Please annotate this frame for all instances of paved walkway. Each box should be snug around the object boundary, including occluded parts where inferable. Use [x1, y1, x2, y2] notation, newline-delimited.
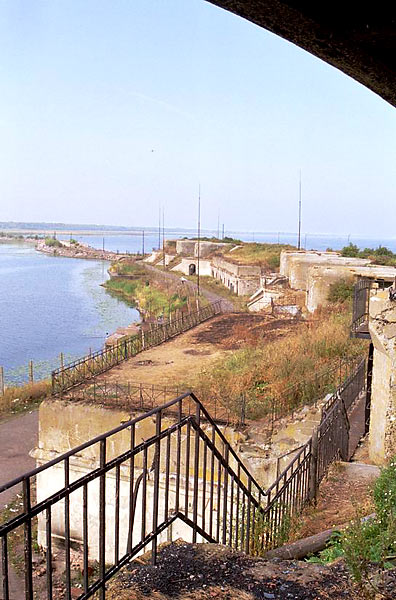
[0, 410, 39, 508]
[0, 410, 39, 600]
[348, 392, 366, 460]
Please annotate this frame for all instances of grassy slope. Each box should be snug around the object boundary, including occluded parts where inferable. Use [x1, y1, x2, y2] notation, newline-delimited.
[222, 243, 296, 270]
[188, 303, 367, 419]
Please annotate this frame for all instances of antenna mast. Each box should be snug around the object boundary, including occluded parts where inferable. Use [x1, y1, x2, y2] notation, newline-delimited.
[197, 185, 201, 297]
[162, 207, 165, 269]
[298, 170, 302, 250]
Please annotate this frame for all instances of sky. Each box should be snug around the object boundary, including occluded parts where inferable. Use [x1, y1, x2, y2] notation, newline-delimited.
[1, 0, 395, 237]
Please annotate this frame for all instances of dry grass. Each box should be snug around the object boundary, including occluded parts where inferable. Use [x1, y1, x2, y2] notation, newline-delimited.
[0, 380, 50, 416]
[190, 304, 367, 419]
[222, 243, 296, 270]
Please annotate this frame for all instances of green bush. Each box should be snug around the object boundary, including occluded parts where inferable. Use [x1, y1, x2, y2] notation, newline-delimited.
[341, 243, 360, 257]
[313, 458, 396, 595]
[327, 279, 354, 303]
[45, 237, 62, 248]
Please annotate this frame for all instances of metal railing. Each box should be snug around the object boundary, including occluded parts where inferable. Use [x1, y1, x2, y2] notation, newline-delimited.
[351, 278, 392, 339]
[321, 357, 366, 420]
[0, 359, 367, 599]
[251, 356, 363, 425]
[52, 301, 222, 395]
[64, 381, 244, 426]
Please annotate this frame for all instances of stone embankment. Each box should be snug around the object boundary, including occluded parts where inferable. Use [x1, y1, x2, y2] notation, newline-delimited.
[35, 239, 128, 261]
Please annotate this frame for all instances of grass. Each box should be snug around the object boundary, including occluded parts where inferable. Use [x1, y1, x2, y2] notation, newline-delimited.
[0, 380, 50, 418]
[183, 274, 249, 310]
[109, 260, 147, 278]
[189, 303, 367, 420]
[105, 275, 189, 318]
[328, 279, 354, 303]
[222, 242, 296, 270]
[307, 459, 396, 598]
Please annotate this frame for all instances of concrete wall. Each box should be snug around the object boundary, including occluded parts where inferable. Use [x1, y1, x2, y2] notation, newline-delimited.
[280, 251, 370, 292]
[176, 240, 196, 256]
[32, 399, 263, 561]
[171, 258, 212, 277]
[175, 240, 228, 258]
[248, 289, 281, 312]
[211, 257, 260, 296]
[306, 265, 355, 313]
[368, 290, 396, 464]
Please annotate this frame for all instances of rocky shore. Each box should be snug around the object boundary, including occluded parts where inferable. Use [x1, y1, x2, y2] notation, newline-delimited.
[35, 239, 129, 261]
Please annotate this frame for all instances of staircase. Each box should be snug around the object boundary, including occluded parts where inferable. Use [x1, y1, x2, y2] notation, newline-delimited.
[0, 359, 368, 600]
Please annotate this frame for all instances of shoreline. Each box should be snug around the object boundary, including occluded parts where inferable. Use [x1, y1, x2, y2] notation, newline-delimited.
[35, 238, 130, 261]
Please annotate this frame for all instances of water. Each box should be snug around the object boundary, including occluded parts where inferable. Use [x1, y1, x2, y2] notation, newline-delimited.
[58, 230, 396, 254]
[0, 242, 139, 385]
[2, 229, 395, 385]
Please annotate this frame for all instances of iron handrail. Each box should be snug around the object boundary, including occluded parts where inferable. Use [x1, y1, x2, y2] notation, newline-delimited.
[0, 356, 368, 599]
[51, 300, 222, 394]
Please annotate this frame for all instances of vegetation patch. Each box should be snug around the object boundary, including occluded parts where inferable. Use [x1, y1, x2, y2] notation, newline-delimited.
[189, 304, 366, 420]
[341, 243, 396, 266]
[328, 279, 354, 303]
[0, 380, 50, 417]
[105, 271, 190, 319]
[307, 458, 396, 598]
[44, 236, 63, 248]
[223, 242, 296, 270]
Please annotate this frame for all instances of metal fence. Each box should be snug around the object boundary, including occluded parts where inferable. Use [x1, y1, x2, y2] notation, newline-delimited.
[64, 380, 243, 426]
[253, 356, 364, 425]
[0, 359, 367, 599]
[52, 301, 222, 395]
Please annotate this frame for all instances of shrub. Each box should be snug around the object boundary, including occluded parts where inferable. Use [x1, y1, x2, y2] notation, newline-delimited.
[341, 243, 360, 257]
[314, 458, 396, 596]
[328, 279, 354, 303]
[44, 237, 62, 248]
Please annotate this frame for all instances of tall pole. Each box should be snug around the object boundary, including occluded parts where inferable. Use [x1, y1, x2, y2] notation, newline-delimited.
[158, 205, 161, 251]
[162, 207, 165, 269]
[197, 185, 201, 297]
[297, 169, 302, 250]
[102, 237, 105, 252]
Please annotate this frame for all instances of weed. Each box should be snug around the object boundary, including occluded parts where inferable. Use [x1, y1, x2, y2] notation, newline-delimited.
[0, 380, 50, 416]
[328, 280, 354, 303]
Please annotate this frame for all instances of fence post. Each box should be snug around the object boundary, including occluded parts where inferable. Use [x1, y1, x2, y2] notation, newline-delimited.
[0, 366, 4, 395]
[308, 427, 319, 503]
[29, 360, 34, 384]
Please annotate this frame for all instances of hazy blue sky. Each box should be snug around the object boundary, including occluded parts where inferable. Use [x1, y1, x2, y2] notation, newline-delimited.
[1, 0, 395, 236]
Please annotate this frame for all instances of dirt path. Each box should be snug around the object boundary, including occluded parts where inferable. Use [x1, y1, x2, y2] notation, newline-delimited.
[143, 264, 235, 312]
[0, 410, 39, 600]
[295, 459, 379, 540]
[94, 313, 292, 388]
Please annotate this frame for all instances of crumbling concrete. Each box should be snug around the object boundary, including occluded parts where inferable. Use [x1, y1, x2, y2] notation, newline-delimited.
[368, 289, 396, 463]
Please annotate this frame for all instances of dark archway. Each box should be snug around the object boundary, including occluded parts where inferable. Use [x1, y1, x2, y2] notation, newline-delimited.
[189, 264, 196, 275]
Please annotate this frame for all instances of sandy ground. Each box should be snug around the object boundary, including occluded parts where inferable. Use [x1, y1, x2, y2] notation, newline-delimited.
[94, 313, 296, 389]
